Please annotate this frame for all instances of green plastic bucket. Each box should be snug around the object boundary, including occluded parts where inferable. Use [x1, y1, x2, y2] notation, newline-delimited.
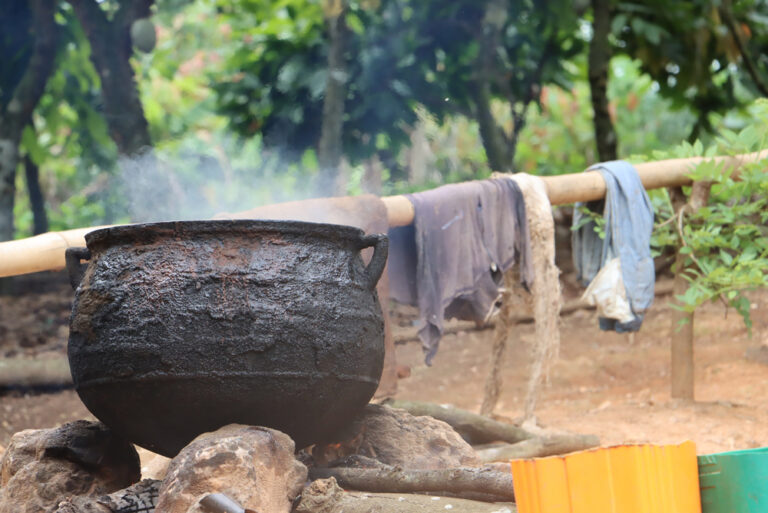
[698, 447, 768, 513]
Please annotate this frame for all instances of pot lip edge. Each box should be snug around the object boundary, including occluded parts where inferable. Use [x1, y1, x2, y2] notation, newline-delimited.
[85, 219, 370, 248]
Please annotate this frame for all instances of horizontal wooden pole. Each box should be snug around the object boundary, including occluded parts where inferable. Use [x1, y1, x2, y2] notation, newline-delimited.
[0, 225, 111, 279]
[541, 150, 767, 206]
[381, 151, 767, 227]
[0, 151, 765, 278]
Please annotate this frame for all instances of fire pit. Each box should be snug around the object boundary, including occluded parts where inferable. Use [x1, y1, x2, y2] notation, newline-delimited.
[65, 220, 387, 456]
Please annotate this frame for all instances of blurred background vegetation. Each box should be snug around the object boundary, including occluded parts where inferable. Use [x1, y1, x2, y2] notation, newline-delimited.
[2, 0, 768, 239]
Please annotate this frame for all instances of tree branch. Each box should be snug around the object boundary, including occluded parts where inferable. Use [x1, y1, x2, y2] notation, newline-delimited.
[317, 0, 349, 194]
[508, 38, 554, 161]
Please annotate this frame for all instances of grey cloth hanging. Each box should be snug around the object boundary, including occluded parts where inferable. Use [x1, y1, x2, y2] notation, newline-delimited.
[389, 178, 533, 364]
[572, 160, 655, 332]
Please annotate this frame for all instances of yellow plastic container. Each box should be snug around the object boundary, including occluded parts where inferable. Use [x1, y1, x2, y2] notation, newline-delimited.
[510, 441, 702, 513]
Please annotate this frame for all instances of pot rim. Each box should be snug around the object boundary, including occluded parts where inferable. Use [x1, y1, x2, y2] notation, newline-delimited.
[85, 219, 368, 249]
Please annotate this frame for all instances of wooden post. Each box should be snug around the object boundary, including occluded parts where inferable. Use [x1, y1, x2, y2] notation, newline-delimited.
[668, 183, 711, 401]
[670, 248, 695, 400]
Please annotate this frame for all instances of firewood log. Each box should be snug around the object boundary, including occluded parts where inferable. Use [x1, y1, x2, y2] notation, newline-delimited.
[308, 465, 515, 502]
[296, 477, 517, 513]
[381, 399, 532, 445]
[473, 433, 600, 462]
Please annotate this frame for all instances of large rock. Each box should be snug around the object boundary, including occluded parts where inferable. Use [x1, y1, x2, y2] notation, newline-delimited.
[313, 404, 480, 469]
[0, 420, 140, 513]
[155, 424, 307, 513]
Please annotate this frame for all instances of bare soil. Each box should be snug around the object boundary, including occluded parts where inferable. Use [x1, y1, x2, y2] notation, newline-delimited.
[1, 271, 767, 456]
[394, 289, 768, 455]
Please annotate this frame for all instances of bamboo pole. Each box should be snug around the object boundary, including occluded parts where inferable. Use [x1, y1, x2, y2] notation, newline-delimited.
[0, 151, 765, 278]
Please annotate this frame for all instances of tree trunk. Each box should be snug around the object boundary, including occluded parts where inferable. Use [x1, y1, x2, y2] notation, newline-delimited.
[70, 0, 153, 157]
[0, 140, 17, 242]
[0, 0, 57, 242]
[473, 0, 512, 172]
[317, 0, 348, 195]
[24, 155, 48, 235]
[472, 83, 512, 172]
[361, 154, 383, 195]
[588, 0, 618, 162]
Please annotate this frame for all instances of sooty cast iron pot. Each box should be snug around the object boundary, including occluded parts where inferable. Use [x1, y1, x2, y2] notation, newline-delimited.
[65, 220, 388, 456]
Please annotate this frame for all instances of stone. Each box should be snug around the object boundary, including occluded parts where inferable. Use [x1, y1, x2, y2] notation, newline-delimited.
[313, 404, 481, 469]
[137, 448, 170, 481]
[0, 420, 140, 513]
[294, 478, 343, 513]
[155, 424, 307, 513]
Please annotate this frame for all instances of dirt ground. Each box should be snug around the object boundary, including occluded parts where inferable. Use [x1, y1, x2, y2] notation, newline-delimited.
[395, 289, 768, 455]
[1, 271, 767, 456]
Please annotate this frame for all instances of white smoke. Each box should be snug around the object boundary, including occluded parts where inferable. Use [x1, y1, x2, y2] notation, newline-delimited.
[115, 137, 325, 224]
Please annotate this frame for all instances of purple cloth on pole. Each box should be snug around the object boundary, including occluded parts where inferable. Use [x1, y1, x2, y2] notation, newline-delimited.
[389, 178, 533, 364]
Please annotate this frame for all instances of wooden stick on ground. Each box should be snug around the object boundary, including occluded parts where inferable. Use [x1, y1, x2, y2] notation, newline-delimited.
[308, 466, 516, 503]
[382, 399, 533, 445]
[473, 433, 601, 463]
[296, 478, 517, 513]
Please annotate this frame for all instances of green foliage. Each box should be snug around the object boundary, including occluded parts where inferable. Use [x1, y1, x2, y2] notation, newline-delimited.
[129, 0, 325, 219]
[213, 0, 434, 163]
[612, 0, 764, 137]
[13, 2, 121, 237]
[212, 0, 585, 170]
[572, 205, 606, 239]
[511, 56, 695, 176]
[649, 99, 768, 331]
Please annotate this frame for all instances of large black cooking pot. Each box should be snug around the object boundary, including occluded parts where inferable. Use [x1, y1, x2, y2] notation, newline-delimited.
[65, 220, 387, 456]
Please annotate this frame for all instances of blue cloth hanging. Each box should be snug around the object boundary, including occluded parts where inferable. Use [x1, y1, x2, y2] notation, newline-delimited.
[572, 160, 655, 332]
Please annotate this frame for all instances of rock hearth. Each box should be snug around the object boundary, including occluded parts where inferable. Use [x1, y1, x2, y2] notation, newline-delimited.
[0, 421, 140, 513]
[155, 424, 308, 513]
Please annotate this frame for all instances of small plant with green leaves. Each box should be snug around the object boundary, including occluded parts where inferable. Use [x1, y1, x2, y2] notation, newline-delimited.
[649, 99, 768, 332]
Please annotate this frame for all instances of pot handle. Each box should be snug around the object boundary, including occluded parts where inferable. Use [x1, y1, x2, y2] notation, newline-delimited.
[360, 233, 388, 290]
[65, 247, 91, 290]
